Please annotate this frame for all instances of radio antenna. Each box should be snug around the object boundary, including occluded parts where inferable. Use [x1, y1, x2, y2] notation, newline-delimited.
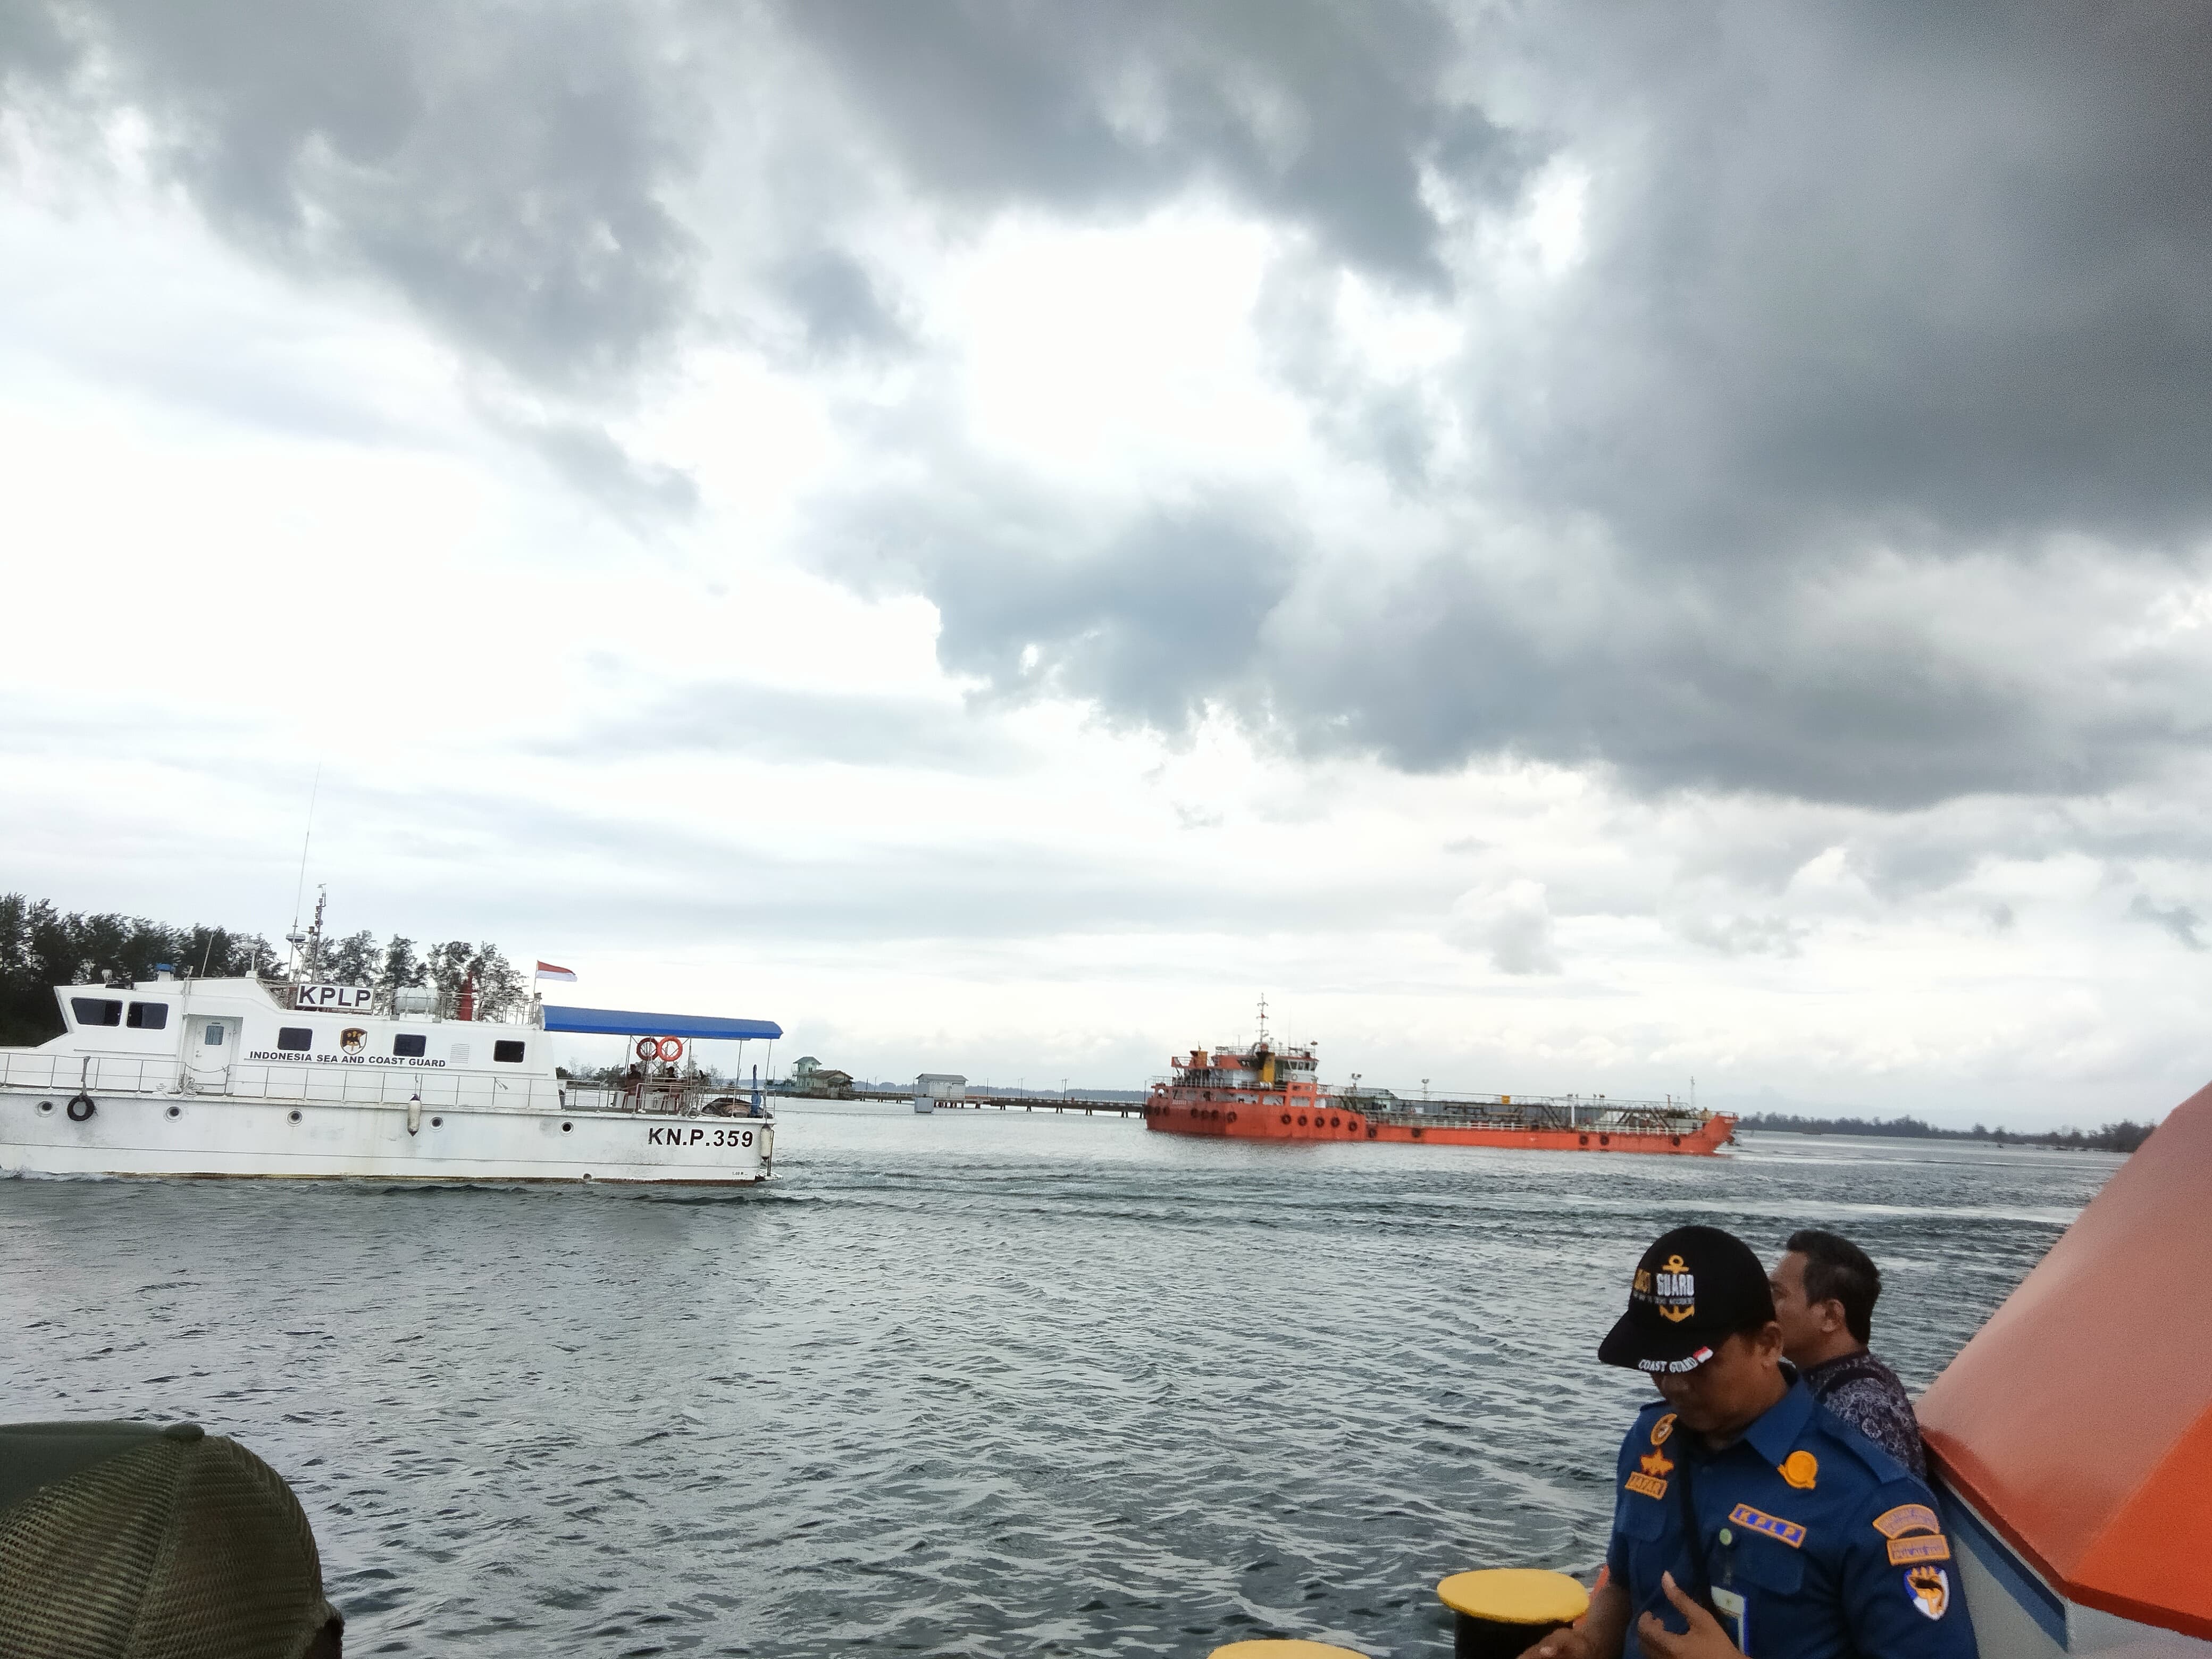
[285, 764, 322, 975]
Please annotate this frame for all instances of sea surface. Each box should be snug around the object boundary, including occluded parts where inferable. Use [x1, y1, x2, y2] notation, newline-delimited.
[2, 1117, 2123, 1657]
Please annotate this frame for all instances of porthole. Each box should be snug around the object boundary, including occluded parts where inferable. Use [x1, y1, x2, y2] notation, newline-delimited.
[1280, 1113, 1291, 1125]
[288, 1110, 302, 1123]
[1365, 1127, 1376, 1139]
[166, 1105, 182, 1119]
[1412, 1127, 1425, 1139]
[562, 1121, 573, 1133]
[1671, 1135, 1681, 1147]
[38, 1100, 54, 1114]
[432, 1116, 444, 1128]
[1328, 1117, 1340, 1128]
[1579, 1134, 1589, 1147]
[1297, 1115, 1308, 1126]
[1226, 1112, 1237, 1124]
[1599, 1134, 1611, 1147]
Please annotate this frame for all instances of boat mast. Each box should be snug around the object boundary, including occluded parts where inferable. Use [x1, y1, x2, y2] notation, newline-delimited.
[284, 764, 322, 978]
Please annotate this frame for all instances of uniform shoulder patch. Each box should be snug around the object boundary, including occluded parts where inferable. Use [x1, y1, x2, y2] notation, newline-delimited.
[1873, 1503, 1941, 1539]
[1727, 1503, 1807, 1548]
[1888, 1534, 1952, 1566]
[1905, 1566, 1950, 1619]
[1873, 1502, 1950, 1565]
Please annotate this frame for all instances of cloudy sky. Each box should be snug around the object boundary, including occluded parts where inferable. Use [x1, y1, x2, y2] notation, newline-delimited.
[5, 1, 2210, 1125]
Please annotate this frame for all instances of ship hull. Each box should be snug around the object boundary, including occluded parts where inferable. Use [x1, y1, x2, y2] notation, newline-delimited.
[1144, 1096, 1732, 1155]
[1, 1088, 773, 1185]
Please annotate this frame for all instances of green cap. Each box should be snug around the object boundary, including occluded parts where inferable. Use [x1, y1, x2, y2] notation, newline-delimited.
[0, 1420, 342, 1658]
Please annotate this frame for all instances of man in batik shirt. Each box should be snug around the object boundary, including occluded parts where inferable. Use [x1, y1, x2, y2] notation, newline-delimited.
[1769, 1229, 1925, 1480]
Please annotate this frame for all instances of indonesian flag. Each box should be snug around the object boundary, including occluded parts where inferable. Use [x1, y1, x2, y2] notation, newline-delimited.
[534, 961, 578, 982]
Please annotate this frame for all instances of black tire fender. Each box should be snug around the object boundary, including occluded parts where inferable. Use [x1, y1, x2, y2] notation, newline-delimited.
[65, 1093, 96, 1122]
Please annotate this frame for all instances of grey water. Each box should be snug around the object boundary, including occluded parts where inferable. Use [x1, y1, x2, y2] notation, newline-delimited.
[3, 1117, 2121, 1657]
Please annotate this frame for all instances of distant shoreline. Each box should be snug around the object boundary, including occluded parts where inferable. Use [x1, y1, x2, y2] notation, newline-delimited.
[1734, 1112, 2151, 1153]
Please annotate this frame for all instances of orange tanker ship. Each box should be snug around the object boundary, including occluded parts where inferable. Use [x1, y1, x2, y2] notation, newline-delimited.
[1143, 1028, 1733, 1155]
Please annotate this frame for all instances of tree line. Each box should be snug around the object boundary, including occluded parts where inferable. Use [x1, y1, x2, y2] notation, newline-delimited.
[1735, 1110, 2156, 1154]
[1, 892, 529, 1044]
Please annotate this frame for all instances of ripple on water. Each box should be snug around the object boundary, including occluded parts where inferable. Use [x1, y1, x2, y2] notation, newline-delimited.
[0, 1117, 2119, 1656]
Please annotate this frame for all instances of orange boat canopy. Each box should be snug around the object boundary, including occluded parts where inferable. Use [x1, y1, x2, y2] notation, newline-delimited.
[1917, 1082, 2212, 1640]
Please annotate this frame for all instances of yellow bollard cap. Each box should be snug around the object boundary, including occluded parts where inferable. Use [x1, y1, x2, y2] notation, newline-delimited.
[1437, 1569, 1590, 1626]
[1209, 1644, 1369, 1659]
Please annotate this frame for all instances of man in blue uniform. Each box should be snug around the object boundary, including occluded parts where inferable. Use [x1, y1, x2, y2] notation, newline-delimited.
[1522, 1225, 1977, 1659]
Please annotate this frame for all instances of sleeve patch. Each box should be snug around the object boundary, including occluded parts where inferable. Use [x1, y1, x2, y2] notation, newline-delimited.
[1888, 1535, 1952, 1566]
[1905, 1566, 1950, 1619]
[1873, 1503, 1941, 1538]
[1727, 1503, 1807, 1548]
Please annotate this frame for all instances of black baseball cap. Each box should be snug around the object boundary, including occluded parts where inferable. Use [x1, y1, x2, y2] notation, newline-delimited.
[1598, 1224, 1778, 1373]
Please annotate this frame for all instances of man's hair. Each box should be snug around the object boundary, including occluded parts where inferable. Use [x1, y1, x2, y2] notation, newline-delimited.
[1786, 1228, 1882, 1344]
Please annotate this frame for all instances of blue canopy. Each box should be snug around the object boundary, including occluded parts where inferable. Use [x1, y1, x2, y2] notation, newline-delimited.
[542, 1005, 783, 1041]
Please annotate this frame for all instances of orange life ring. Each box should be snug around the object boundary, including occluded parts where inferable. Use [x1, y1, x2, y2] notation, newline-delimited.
[635, 1037, 659, 1062]
[657, 1036, 684, 1063]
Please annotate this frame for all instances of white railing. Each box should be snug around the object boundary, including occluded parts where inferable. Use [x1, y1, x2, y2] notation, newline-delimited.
[0, 1052, 185, 1097]
[0, 1051, 766, 1118]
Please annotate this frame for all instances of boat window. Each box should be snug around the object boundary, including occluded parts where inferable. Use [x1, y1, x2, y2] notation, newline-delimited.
[276, 1027, 313, 1052]
[493, 1040, 525, 1063]
[203, 1023, 225, 1046]
[127, 1001, 169, 1030]
[71, 998, 122, 1026]
[392, 1033, 426, 1058]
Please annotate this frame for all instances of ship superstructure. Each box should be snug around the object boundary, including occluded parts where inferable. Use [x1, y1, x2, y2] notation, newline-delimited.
[1, 968, 783, 1185]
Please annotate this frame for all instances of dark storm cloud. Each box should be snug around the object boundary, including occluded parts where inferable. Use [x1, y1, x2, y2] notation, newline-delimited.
[5, 0, 1513, 378]
[776, 0, 1516, 291]
[820, 480, 1297, 733]
[9, 1, 704, 390]
[1251, 552, 2212, 808]
[1483, 0, 2212, 556]
[15, 1, 2212, 812]
[809, 1, 2212, 808]
[831, 453, 2212, 807]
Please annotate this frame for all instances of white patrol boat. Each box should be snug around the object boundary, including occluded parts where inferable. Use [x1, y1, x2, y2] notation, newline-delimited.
[0, 971, 783, 1186]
